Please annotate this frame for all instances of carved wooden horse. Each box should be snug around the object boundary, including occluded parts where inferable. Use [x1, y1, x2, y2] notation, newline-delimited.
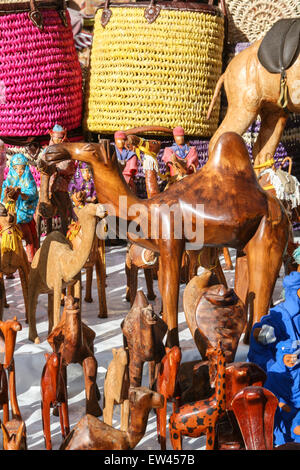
[41, 352, 69, 450]
[43, 132, 290, 347]
[47, 295, 101, 417]
[0, 317, 27, 450]
[169, 342, 226, 450]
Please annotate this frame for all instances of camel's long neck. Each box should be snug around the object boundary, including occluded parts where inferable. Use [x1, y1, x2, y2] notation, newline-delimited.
[126, 404, 152, 448]
[63, 311, 82, 363]
[64, 213, 97, 280]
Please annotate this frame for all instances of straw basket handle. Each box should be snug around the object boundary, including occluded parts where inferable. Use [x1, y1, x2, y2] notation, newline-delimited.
[101, 0, 224, 27]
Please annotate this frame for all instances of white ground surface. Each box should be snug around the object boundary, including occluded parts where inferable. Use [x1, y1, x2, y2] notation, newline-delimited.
[1, 243, 286, 450]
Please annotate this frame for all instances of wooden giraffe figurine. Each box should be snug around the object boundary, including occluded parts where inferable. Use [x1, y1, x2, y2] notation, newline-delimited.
[169, 342, 226, 450]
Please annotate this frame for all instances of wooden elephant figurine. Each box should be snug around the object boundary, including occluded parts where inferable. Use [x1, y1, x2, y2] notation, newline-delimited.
[60, 387, 164, 450]
[121, 290, 167, 389]
[103, 347, 130, 431]
[183, 270, 246, 364]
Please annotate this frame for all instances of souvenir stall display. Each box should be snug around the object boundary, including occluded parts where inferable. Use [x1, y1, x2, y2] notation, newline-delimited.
[1, 0, 300, 453]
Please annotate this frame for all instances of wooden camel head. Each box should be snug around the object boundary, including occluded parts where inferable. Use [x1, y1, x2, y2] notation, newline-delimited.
[0, 317, 22, 369]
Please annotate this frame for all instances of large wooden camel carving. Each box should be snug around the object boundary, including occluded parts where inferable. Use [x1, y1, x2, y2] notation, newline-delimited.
[207, 18, 300, 167]
[43, 133, 290, 346]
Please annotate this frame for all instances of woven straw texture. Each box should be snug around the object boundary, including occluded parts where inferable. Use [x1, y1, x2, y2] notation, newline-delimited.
[84, 6, 224, 137]
[225, 0, 300, 44]
[0, 9, 83, 137]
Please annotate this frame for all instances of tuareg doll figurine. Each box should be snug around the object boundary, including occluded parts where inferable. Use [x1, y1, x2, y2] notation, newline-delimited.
[248, 262, 300, 446]
[162, 126, 199, 177]
[69, 162, 97, 203]
[114, 130, 138, 193]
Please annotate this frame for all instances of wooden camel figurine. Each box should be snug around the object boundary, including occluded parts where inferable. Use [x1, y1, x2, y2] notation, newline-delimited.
[60, 387, 164, 450]
[156, 346, 181, 451]
[67, 190, 107, 318]
[41, 352, 69, 450]
[103, 347, 130, 432]
[47, 295, 102, 417]
[183, 270, 246, 363]
[0, 317, 27, 450]
[121, 290, 167, 389]
[169, 342, 226, 450]
[0, 203, 30, 322]
[43, 132, 290, 347]
[208, 18, 300, 168]
[27, 202, 107, 343]
[125, 243, 157, 305]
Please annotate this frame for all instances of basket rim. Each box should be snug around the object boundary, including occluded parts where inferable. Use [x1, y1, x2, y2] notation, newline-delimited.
[96, 1, 224, 17]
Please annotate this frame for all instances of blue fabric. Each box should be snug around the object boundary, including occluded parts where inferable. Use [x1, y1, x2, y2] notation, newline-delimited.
[1, 154, 39, 224]
[171, 143, 191, 159]
[52, 124, 64, 132]
[247, 271, 300, 445]
[115, 146, 136, 162]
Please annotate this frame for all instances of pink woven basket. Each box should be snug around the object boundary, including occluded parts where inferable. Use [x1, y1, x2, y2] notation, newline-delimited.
[0, 2, 83, 137]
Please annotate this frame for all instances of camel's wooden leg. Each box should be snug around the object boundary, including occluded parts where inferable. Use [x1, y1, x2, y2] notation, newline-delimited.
[95, 240, 107, 318]
[0, 272, 5, 319]
[222, 247, 233, 270]
[53, 279, 63, 331]
[41, 400, 52, 450]
[47, 293, 54, 335]
[209, 105, 257, 156]
[120, 399, 130, 432]
[159, 239, 185, 348]
[103, 397, 114, 427]
[0, 368, 9, 424]
[129, 265, 138, 307]
[157, 400, 167, 450]
[212, 257, 228, 288]
[84, 266, 93, 303]
[18, 267, 29, 323]
[206, 426, 216, 450]
[8, 361, 21, 419]
[252, 107, 288, 169]
[144, 268, 156, 300]
[244, 206, 289, 343]
[27, 271, 41, 343]
[82, 356, 102, 417]
[125, 262, 131, 302]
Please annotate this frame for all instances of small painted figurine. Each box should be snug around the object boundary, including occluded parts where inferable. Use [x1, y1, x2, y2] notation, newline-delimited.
[46, 124, 76, 234]
[69, 162, 97, 202]
[114, 130, 138, 192]
[248, 270, 300, 446]
[162, 126, 199, 177]
[0, 140, 6, 191]
[0, 153, 39, 263]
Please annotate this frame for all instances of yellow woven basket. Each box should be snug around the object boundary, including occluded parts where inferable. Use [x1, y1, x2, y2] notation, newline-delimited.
[84, 1, 225, 137]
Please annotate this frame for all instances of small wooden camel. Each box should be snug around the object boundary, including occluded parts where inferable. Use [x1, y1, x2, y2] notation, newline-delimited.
[27, 202, 107, 343]
[47, 295, 102, 417]
[68, 190, 107, 318]
[103, 347, 130, 432]
[0, 203, 30, 322]
[60, 387, 164, 450]
[156, 346, 181, 450]
[121, 290, 167, 389]
[41, 352, 69, 450]
[0, 317, 27, 450]
[169, 342, 226, 450]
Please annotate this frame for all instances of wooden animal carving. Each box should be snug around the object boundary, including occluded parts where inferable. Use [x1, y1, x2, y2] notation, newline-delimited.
[231, 386, 278, 450]
[1, 420, 26, 450]
[183, 270, 246, 363]
[60, 387, 164, 450]
[27, 202, 107, 343]
[47, 295, 101, 417]
[41, 352, 69, 450]
[156, 346, 181, 450]
[44, 134, 290, 348]
[169, 343, 226, 450]
[208, 19, 300, 168]
[0, 203, 30, 322]
[103, 347, 130, 432]
[121, 291, 167, 388]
